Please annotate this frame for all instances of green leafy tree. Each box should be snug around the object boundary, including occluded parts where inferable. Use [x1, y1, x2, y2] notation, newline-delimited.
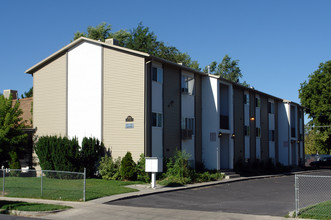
[98, 155, 121, 180]
[21, 87, 33, 99]
[203, 55, 250, 87]
[299, 61, 331, 154]
[73, 22, 111, 42]
[0, 95, 27, 166]
[72, 22, 201, 71]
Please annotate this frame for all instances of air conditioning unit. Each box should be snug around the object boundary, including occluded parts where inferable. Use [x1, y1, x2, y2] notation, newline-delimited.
[182, 129, 193, 140]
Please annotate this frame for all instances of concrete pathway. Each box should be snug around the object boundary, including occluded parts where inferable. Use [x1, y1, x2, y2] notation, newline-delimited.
[0, 170, 317, 220]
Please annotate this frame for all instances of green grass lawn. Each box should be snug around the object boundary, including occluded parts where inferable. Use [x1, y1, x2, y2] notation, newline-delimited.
[0, 176, 141, 201]
[0, 200, 71, 212]
[298, 200, 331, 219]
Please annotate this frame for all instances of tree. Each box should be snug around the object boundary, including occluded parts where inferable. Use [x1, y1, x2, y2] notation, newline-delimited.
[0, 94, 27, 166]
[73, 22, 111, 42]
[299, 61, 331, 154]
[203, 55, 250, 87]
[21, 87, 33, 99]
[72, 22, 201, 71]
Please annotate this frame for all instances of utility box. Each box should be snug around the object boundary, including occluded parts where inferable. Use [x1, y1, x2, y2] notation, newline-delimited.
[145, 157, 163, 173]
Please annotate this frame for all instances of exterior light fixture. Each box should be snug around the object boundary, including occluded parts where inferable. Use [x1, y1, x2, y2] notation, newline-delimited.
[297, 140, 300, 144]
[250, 117, 255, 121]
[231, 133, 235, 139]
[218, 132, 223, 137]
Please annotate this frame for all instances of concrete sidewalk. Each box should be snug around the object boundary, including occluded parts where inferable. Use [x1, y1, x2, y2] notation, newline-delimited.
[0, 171, 315, 220]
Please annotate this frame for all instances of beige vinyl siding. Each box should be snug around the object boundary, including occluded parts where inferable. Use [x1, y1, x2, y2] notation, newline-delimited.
[103, 47, 145, 162]
[33, 53, 67, 137]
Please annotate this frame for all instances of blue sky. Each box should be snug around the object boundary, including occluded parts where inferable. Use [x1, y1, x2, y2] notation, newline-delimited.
[1, 0, 330, 122]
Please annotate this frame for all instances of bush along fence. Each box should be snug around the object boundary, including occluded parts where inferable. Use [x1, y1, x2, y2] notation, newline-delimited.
[35, 136, 105, 178]
[1, 168, 86, 201]
[295, 174, 331, 218]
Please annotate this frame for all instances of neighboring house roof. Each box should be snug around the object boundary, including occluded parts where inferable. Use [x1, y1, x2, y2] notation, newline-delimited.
[25, 37, 302, 107]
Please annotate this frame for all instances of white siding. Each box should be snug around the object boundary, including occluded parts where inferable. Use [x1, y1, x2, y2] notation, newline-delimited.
[68, 42, 102, 144]
[202, 77, 219, 170]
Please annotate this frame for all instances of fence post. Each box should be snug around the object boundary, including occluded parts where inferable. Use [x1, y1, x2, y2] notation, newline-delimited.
[2, 168, 4, 195]
[41, 170, 43, 197]
[83, 168, 86, 202]
[295, 175, 299, 217]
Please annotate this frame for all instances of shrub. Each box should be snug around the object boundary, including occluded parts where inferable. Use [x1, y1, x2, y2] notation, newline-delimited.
[159, 150, 192, 185]
[136, 154, 150, 183]
[35, 136, 105, 178]
[80, 137, 105, 177]
[120, 152, 137, 181]
[98, 155, 121, 180]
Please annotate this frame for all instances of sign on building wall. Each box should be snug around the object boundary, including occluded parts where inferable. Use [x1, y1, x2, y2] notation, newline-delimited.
[125, 116, 134, 128]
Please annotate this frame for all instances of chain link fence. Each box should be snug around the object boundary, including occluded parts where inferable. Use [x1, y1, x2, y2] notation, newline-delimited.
[295, 174, 331, 218]
[0, 168, 86, 201]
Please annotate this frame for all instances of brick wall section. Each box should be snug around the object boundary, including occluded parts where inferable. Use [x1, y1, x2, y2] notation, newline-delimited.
[12, 97, 33, 127]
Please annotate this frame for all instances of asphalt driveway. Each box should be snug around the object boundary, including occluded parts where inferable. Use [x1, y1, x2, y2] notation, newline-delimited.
[107, 170, 331, 217]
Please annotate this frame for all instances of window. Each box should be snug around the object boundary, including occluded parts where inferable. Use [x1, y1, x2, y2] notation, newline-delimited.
[256, 98, 261, 107]
[256, 127, 261, 137]
[244, 126, 250, 136]
[269, 130, 275, 141]
[244, 93, 249, 104]
[181, 75, 194, 95]
[152, 112, 162, 127]
[268, 102, 274, 114]
[152, 67, 163, 83]
[182, 118, 194, 133]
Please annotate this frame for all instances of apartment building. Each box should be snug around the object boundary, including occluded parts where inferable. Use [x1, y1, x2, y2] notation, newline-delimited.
[25, 37, 304, 169]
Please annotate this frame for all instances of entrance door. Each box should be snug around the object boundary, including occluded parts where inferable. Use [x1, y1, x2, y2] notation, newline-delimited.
[220, 134, 229, 169]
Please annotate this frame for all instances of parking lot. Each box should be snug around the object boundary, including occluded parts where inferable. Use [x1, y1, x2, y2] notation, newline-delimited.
[107, 169, 331, 217]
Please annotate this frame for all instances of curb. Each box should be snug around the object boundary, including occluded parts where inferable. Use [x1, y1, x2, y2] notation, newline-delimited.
[0, 208, 65, 217]
[104, 170, 315, 204]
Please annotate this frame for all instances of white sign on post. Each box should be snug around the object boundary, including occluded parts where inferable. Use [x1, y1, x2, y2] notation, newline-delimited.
[145, 157, 163, 188]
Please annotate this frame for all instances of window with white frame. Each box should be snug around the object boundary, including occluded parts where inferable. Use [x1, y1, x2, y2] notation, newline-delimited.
[269, 130, 275, 141]
[181, 75, 194, 95]
[244, 93, 250, 104]
[152, 67, 163, 84]
[268, 101, 274, 114]
[182, 118, 195, 134]
[152, 112, 163, 127]
[244, 125, 250, 136]
[256, 97, 261, 107]
[256, 127, 261, 137]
